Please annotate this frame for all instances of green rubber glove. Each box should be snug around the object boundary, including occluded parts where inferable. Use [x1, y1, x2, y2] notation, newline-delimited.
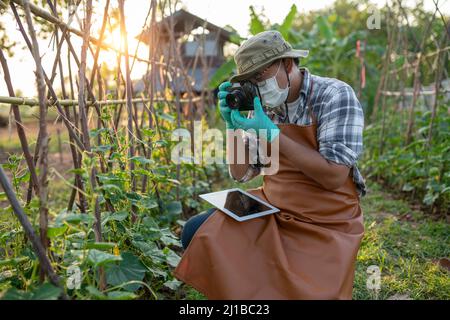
[231, 96, 280, 142]
[217, 81, 236, 129]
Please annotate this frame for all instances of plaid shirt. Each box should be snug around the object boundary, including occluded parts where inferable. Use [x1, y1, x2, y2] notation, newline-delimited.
[231, 68, 366, 197]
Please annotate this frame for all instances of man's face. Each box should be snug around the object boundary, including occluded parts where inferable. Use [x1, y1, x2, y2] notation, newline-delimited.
[246, 59, 289, 90]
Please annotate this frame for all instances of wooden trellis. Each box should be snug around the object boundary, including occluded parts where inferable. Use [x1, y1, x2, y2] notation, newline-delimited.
[0, 0, 214, 292]
[371, 0, 449, 149]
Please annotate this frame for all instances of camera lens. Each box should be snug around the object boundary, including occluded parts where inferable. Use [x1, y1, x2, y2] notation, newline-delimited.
[226, 91, 243, 109]
[224, 82, 256, 111]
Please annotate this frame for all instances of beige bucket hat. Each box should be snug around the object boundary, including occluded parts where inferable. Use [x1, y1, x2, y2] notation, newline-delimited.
[230, 30, 309, 83]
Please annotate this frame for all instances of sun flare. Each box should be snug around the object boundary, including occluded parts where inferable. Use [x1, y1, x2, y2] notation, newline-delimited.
[104, 27, 124, 51]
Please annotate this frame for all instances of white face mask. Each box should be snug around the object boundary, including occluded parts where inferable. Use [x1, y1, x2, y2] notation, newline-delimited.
[257, 61, 290, 109]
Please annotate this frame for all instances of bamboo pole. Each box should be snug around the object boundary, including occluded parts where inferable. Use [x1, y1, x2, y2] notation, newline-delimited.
[77, 0, 106, 290]
[89, 0, 110, 87]
[140, 0, 157, 194]
[381, 88, 450, 96]
[379, 15, 397, 156]
[428, 4, 449, 147]
[52, 0, 86, 213]
[10, 2, 85, 151]
[45, 0, 82, 91]
[0, 95, 201, 107]
[404, 5, 438, 145]
[0, 166, 66, 298]
[66, 32, 87, 213]
[119, 0, 136, 194]
[23, 0, 51, 282]
[140, 0, 163, 211]
[371, 6, 394, 123]
[387, 46, 450, 75]
[0, 49, 40, 198]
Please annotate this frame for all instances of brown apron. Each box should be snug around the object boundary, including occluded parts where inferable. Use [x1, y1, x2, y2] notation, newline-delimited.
[173, 91, 364, 299]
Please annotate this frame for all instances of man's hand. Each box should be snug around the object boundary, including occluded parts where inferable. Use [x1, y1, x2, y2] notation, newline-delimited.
[217, 82, 236, 129]
[230, 97, 280, 142]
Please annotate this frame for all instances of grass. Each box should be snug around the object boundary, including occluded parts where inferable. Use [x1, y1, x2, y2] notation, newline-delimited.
[180, 181, 449, 300]
[0, 108, 69, 154]
[354, 183, 449, 300]
[0, 126, 69, 155]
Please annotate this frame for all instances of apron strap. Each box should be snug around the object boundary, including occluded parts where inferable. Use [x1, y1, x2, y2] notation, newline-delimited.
[306, 79, 316, 124]
[291, 75, 315, 125]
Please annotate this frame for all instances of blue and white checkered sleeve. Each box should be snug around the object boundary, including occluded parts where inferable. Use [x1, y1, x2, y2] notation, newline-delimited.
[317, 85, 364, 167]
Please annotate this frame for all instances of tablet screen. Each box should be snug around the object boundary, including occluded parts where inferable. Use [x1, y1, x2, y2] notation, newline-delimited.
[200, 189, 273, 217]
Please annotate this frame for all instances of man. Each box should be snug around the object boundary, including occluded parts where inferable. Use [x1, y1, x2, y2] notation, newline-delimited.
[174, 30, 365, 299]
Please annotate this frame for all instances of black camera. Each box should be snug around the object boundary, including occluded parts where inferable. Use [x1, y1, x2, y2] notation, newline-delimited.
[225, 81, 257, 111]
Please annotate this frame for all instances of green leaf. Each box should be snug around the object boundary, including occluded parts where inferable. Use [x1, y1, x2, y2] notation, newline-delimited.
[31, 283, 62, 300]
[133, 169, 152, 177]
[133, 240, 165, 264]
[85, 285, 106, 299]
[87, 249, 122, 267]
[107, 291, 137, 300]
[0, 257, 28, 267]
[154, 139, 169, 147]
[47, 225, 68, 238]
[141, 128, 155, 137]
[394, 56, 405, 68]
[56, 212, 95, 225]
[85, 242, 117, 250]
[163, 279, 182, 290]
[429, 167, 440, 176]
[2, 283, 62, 300]
[208, 58, 236, 89]
[102, 211, 128, 225]
[105, 252, 146, 292]
[249, 5, 265, 35]
[423, 192, 439, 206]
[100, 184, 123, 193]
[163, 247, 181, 268]
[133, 240, 180, 268]
[92, 144, 113, 153]
[316, 16, 334, 41]
[126, 192, 142, 201]
[2, 288, 32, 300]
[147, 265, 168, 279]
[142, 216, 159, 228]
[139, 197, 159, 210]
[166, 201, 182, 215]
[167, 178, 181, 185]
[16, 171, 30, 184]
[161, 234, 181, 247]
[228, 33, 242, 45]
[89, 128, 111, 138]
[278, 4, 297, 39]
[130, 156, 154, 165]
[68, 168, 86, 175]
[402, 183, 415, 192]
[157, 112, 175, 123]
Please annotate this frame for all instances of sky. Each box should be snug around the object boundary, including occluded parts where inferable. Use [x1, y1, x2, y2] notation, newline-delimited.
[0, 0, 448, 97]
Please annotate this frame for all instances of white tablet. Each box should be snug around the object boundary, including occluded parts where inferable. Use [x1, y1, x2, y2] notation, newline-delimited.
[199, 188, 280, 222]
